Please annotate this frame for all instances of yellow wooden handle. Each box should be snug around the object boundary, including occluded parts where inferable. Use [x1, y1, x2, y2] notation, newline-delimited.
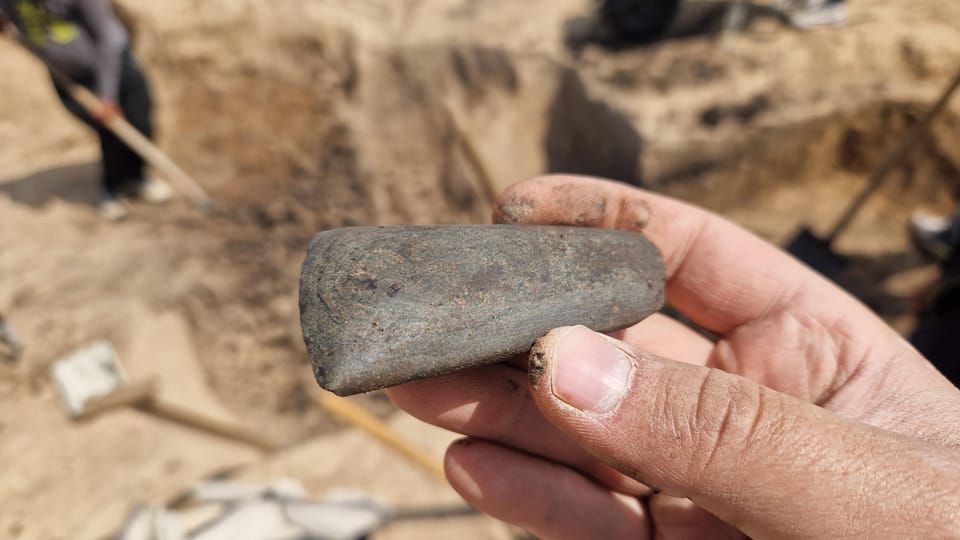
[79, 376, 280, 452]
[316, 390, 447, 482]
[144, 398, 280, 453]
[64, 78, 214, 210]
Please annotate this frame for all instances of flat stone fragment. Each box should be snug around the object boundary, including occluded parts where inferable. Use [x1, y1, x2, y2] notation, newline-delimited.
[299, 225, 665, 395]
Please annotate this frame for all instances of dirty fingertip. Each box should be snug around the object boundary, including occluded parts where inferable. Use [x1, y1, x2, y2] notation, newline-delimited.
[493, 193, 535, 224]
[528, 326, 579, 390]
[493, 176, 562, 224]
[531, 326, 635, 415]
[493, 198, 535, 225]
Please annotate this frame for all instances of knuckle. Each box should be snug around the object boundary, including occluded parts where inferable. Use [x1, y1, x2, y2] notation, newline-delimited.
[612, 193, 652, 232]
[679, 370, 788, 482]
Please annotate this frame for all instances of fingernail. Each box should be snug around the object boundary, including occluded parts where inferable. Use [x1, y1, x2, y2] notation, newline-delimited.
[551, 326, 633, 413]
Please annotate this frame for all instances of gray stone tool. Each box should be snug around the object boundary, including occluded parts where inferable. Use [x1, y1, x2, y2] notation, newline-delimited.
[299, 225, 665, 395]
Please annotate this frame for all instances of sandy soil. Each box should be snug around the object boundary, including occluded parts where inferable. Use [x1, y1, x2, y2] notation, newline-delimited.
[1, 0, 960, 538]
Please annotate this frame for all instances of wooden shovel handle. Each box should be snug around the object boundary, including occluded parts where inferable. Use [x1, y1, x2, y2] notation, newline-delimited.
[141, 399, 279, 453]
[55, 73, 214, 211]
[78, 378, 157, 417]
[79, 377, 280, 452]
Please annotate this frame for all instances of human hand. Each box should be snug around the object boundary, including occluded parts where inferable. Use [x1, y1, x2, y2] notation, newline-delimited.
[91, 99, 122, 123]
[387, 175, 960, 539]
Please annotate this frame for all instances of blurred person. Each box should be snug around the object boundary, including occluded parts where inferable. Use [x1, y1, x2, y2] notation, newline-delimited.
[782, 0, 846, 28]
[388, 175, 960, 538]
[0, 0, 171, 220]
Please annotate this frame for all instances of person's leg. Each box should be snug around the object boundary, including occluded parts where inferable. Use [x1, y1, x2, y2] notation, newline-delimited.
[116, 49, 173, 202]
[53, 75, 124, 195]
[52, 73, 130, 218]
[99, 130, 132, 196]
[51, 52, 165, 212]
[112, 48, 154, 193]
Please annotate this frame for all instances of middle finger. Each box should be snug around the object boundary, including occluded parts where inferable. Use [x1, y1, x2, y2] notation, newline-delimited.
[388, 314, 713, 494]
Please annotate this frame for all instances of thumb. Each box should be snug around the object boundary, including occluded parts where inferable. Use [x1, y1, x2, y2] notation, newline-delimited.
[529, 326, 960, 539]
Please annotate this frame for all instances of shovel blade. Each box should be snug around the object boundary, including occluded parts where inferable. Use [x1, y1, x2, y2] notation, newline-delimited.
[299, 225, 665, 395]
[51, 340, 125, 417]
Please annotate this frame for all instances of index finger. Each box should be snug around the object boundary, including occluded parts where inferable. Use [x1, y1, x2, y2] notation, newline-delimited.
[494, 176, 960, 448]
[493, 175, 876, 336]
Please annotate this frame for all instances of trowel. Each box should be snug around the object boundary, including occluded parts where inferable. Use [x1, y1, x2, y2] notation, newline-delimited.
[299, 225, 665, 396]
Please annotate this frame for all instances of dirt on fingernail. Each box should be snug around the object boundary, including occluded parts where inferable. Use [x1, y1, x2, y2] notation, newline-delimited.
[528, 343, 548, 390]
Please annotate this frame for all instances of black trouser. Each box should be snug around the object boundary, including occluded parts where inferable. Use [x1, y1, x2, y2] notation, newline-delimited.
[53, 47, 154, 197]
[910, 292, 960, 388]
[911, 250, 960, 388]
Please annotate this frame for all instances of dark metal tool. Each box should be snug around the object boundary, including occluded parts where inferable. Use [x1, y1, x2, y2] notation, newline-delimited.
[300, 225, 665, 395]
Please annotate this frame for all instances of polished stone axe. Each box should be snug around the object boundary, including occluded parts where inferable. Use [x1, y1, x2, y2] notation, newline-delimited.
[300, 225, 665, 395]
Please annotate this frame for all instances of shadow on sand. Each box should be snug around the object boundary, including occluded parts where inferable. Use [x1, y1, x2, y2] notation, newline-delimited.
[544, 67, 644, 186]
[836, 250, 933, 319]
[0, 161, 102, 208]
